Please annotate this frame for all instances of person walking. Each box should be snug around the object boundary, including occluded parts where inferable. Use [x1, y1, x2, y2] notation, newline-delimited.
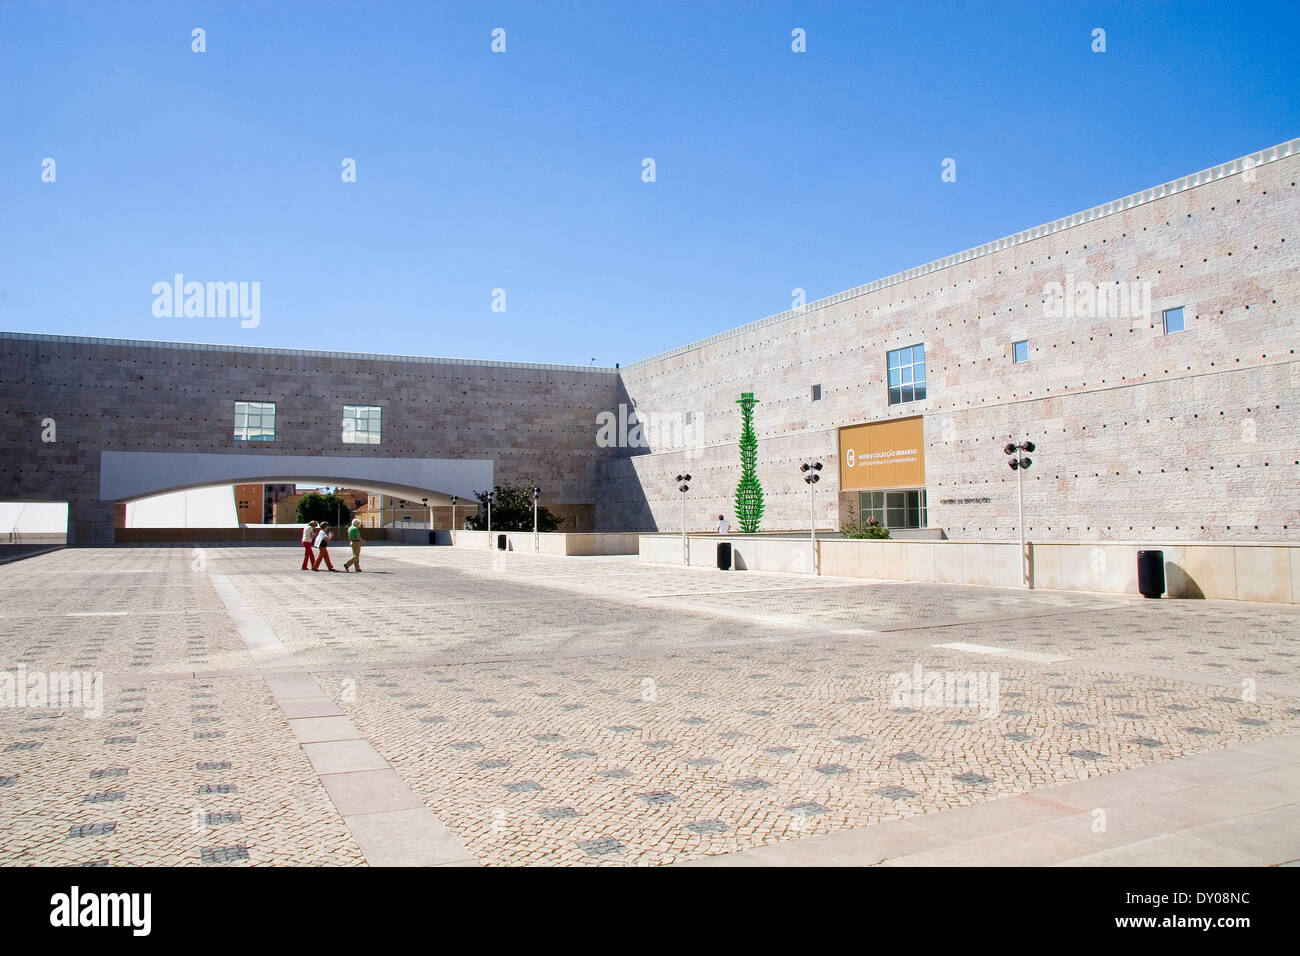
[343, 518, 364, 572]
[300, 520, 318, 570]
[312, 523, 338, 572]
[717, 514, 730, 534]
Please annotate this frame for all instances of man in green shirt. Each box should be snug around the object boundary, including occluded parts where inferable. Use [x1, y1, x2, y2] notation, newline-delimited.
[343, 519, 364, 572]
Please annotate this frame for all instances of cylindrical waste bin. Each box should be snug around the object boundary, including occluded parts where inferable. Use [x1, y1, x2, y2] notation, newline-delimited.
[717, 541, 732, 570]
[497, 534, 507, 551]
[428, 531, 437, 545]
[1137, 549, 1165, 599]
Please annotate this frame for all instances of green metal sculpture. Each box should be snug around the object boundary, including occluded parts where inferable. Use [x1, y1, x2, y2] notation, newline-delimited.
[734, 392, 765, 533]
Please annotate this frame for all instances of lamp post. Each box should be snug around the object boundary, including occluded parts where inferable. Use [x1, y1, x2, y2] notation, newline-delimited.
[675, 474, 691, 565]
[450, 495, 458, 539]
[532, 485, 541, 553]
[421, 496, 429, 534]
[801, 461, 822, 574]
[1004, 441, 1036, 587]
[485, 491, 494, 548]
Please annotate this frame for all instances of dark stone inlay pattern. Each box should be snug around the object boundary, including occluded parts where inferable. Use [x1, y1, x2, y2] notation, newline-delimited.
[201, 845, 249, 864]
[577, 838, 625, 857]
[69, 822, 116, 838]
[197, 783, 237, 795]
[685, 819, 731, 835]
[539, 807, 580, 820]
[201, 812, 242, 825]
[636, 791, 679, 805]
[876, 786, 918, 800]
[83, 791, 125, 803]
[789, 802, 830, 816]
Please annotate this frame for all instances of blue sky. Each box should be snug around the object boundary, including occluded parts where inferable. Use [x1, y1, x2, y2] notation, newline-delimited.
[1, 0, 1296, 366]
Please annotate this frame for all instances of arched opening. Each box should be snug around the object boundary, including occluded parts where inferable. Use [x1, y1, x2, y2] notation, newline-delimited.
[100, 451, 493, 545]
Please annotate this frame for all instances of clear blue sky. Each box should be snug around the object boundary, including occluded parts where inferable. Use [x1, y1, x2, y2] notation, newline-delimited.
[1, 1, 1296, 366]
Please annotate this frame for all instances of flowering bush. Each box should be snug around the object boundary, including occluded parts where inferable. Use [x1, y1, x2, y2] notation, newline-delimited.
[841, 506, 890, 539]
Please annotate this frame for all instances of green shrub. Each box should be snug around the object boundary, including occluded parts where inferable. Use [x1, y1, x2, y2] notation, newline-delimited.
[841, 505, 890, 539]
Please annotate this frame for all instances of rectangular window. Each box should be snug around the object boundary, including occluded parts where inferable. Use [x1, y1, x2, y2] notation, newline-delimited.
[811, 384, 822, 402]
[234, 401, 276, 442]
[887, 344, 926, 405]
[858, 488, 927, 529]
[1162, 306, 1185, 334]
[1012, 340, 1029, 363]
[342, 404, 382, 444]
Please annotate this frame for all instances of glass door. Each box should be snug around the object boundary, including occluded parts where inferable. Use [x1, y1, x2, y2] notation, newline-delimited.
[859, 489, 927, 529]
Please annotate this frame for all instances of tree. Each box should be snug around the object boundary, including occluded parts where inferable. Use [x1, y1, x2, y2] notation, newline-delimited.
[464, 480, 564, 532]
[734, 392, 765, 533]
[296, 491, 352, 526]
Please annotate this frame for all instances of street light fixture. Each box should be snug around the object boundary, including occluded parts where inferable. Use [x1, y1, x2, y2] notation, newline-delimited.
[485, 490, 494, 548]
[450, 495, 458, 537]
[532, 485, 542, 552]
[1004, 440, 1036, 587]
[675, 474, 691, 565]
[801, 462, 823, 574]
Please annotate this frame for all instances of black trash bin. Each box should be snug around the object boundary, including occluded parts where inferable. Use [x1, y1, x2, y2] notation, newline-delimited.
[428, 531, 436, 545]
[717, 541, 732, 571]
[497, 534, 508, 550]
[1137, 549, 1165, 599]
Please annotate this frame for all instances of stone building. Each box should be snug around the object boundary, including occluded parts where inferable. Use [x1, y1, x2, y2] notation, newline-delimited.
[1, 138, 1296, 547]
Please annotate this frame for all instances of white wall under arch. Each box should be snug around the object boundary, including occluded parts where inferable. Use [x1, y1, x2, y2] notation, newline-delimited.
[100, 452, 494, 506]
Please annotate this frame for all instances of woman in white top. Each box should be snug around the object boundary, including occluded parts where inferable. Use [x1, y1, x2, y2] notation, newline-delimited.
[717, 515, 730, 534]
[312, 523, 338, 571]
[301, 520, 319, 570]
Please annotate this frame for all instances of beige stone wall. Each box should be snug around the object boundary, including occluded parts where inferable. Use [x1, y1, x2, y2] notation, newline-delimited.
[606, 146, 1300, 543]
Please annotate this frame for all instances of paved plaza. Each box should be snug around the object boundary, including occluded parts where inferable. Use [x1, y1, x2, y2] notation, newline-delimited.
[1, 544, 1298, 867]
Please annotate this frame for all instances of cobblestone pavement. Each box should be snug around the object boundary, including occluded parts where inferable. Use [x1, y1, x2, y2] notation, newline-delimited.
[2, 544, 1297, 866]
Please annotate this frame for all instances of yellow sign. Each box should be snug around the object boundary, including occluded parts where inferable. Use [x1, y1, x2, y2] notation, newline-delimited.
[838, 417, 926, 491]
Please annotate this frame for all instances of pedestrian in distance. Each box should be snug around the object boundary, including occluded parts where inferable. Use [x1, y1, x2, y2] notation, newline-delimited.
[312, 523, 338, 571]
[343, 518, 364, 572]
[301, 520, 318, 570]
[717, 514, 730, 534]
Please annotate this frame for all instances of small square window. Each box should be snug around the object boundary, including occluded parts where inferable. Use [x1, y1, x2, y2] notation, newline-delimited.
[1163, 307, 1185, 334]
[811, 384, 821, 402]
[1012, 340, 1029, 363]
[343, 404, 382, 444]
[234, 401, 275, 441]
